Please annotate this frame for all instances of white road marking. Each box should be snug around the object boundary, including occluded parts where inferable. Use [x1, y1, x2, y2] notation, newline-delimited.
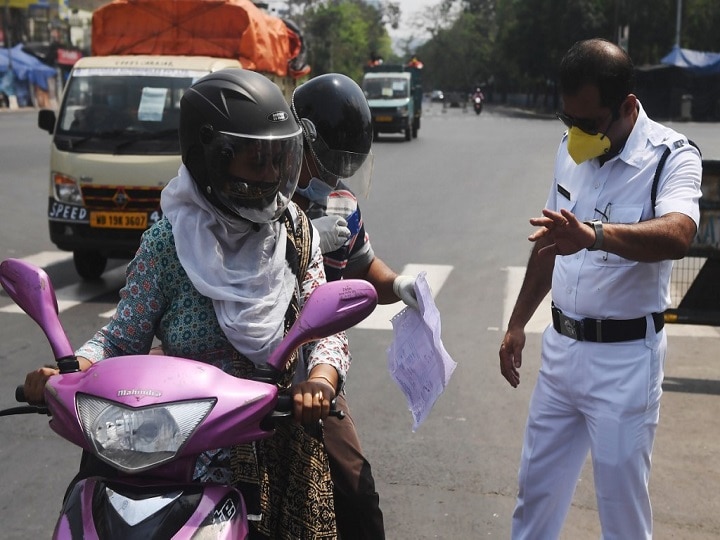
[502, 266, 720, 338]
[4, 253, 716, 340]
[98, 307, 117, 319]
[1, 263, 126, 315]
[502, 266, 553, 335]
[355, 264, 453, 331]
[1, 254, 453, 327]
[17, 250, 72, 268]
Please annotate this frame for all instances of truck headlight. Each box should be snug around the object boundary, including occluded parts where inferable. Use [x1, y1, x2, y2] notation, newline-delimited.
[52, 173, 83, 204]
[77, 394, 215, 473]
[397, 107, 409, 117]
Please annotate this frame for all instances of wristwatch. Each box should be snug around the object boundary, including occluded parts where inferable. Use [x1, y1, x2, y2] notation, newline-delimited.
[583, 219, 604, 251]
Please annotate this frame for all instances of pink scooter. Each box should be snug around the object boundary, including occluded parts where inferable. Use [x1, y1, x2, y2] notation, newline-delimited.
[0, 258, 377, 539]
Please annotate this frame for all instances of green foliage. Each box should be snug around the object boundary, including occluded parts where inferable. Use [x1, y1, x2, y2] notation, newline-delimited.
[683, 0, 720, 52]
[413, 0, 720, 100]
[293, 0, 720, 98]
[416, 9, 495, 91]
[299, 0, 394, 83]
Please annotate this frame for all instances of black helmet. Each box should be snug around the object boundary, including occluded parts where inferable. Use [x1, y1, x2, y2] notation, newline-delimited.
[291, 73, 373, 195]
[180, 68, 303, 223]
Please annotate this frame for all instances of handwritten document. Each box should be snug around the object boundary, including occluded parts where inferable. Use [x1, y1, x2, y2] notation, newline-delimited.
[387, 272, 457, 431]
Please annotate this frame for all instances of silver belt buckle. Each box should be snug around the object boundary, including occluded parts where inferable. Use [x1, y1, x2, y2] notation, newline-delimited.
[558, 311, 584, 341]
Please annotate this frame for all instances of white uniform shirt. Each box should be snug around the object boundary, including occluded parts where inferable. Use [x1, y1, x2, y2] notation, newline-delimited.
[547, 102, 702, 320]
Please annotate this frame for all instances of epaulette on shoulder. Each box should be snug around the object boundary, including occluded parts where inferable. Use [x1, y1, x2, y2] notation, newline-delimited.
[652, 139, 700, 215]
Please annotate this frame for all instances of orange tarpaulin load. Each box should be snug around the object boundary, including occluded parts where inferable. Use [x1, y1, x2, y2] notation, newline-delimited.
[91, 0, 309, 78]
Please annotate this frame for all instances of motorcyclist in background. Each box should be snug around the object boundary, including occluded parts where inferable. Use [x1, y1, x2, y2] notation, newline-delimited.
[290, 72, 421, 540]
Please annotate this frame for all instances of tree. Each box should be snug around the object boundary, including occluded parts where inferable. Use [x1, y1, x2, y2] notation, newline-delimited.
[296, 0, 394, 82]
[683, 0, 720, 52]
[294, 0, 720, 104]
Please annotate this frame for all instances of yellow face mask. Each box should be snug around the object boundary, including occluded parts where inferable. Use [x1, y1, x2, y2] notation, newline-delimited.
[566, 127, 611, 164]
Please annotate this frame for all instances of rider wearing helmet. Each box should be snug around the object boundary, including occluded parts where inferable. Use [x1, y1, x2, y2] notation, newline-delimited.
[180, 68, 303, 224]
[26, 69, 349, 539]
[290, 73, 422, 540]
[291, 72, 417, 302]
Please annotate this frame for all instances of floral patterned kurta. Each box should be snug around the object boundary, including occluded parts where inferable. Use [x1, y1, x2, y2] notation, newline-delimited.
[76, 215, 350, 539]
[76, 217, 350, 379]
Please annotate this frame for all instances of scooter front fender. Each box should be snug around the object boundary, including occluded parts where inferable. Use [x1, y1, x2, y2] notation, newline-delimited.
[53, 477, 249, 539]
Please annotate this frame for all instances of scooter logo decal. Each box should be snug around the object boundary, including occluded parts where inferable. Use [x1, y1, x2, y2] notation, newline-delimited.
[117, 389, 162, 397]
[214, 497, 237, 523]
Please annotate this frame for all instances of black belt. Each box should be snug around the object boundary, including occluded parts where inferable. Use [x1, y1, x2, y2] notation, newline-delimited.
[551, 304, 664, 343]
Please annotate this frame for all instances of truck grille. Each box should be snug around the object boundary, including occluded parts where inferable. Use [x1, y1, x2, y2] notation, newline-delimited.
[81, 185, 164, 211]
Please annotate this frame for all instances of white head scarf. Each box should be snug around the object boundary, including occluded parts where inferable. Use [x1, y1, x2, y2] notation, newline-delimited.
[161, 165, 294, 365]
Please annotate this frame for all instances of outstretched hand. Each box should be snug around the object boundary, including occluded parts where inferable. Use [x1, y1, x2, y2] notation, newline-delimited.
[529, 208, 594, 257]
[392, 274, 419, 310]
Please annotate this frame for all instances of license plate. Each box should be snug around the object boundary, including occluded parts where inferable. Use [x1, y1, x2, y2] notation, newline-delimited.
[375, 115, 393, 122]
[90, 211, 147, 229]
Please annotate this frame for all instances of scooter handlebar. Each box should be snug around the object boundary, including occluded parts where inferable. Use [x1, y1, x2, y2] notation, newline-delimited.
[274, 394, 345, 420]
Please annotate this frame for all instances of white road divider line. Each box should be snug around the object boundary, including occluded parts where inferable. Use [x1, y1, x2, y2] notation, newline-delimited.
[355, 264, 453, 331]
[1, 264, 127, 315]
[17, 250, 72, 268]
[98, 307, 117, 320]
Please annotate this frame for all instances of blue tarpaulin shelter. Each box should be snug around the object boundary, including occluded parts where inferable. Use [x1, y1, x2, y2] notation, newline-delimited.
[0, 44, 57, 91]
[661, 45, 720, 75]
[635, 45, 720, 121]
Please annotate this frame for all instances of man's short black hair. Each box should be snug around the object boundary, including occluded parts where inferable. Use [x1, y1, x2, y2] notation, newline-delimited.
[559, 38, 635, 110]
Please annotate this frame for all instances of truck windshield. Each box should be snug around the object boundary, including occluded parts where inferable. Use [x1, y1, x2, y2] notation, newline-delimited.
[362, 77, 409, 100]
[55, 69, 204, 154]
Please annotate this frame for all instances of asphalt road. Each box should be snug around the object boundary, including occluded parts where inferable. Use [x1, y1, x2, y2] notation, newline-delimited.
[1, 103, 719, 538]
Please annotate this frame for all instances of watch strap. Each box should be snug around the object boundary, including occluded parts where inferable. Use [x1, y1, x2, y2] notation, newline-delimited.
[583, 220, 604, 251]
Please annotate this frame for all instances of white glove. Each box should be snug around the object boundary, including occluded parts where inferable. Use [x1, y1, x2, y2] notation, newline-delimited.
[313, 215, 351, 254]
[393, 274, 419, 310]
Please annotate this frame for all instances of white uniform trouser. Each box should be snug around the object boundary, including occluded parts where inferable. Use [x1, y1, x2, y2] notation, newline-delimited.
[512, 322, 666, 540]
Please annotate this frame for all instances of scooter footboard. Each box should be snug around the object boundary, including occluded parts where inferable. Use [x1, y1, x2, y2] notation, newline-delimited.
[53, 477, 248, 539]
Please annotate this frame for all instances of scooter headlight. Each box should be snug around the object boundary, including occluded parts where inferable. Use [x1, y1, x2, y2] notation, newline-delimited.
[76, 394, 215, 473]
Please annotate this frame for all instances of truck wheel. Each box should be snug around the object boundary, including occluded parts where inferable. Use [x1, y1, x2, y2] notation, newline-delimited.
[413, 118, 420, 138]
[73, 250, 108, 280]
[404, 125, 412, 141]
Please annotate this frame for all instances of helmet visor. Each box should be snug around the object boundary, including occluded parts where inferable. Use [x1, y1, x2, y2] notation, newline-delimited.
[309, 134, 370, 179]
[205, 129, 303, 222]
[302, 126, 373, 198]
[336, 150, 373, 199]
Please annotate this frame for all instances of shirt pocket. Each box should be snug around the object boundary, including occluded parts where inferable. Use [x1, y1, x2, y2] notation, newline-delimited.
[553, 189, 576, 214]
[589, 204, 643, 267]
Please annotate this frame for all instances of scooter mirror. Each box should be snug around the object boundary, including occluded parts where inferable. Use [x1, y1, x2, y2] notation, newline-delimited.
[265, 279, 377, 371]
[0, 259, 75, 361]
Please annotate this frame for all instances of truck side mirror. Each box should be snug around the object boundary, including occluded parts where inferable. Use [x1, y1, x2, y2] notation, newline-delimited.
[38, 109, 56, 134]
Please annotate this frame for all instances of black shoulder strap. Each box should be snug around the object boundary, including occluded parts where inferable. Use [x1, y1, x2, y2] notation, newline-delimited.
[275, 207, 314, 389]
[651, 139, 700, 216]
[281, 206, 313, 283]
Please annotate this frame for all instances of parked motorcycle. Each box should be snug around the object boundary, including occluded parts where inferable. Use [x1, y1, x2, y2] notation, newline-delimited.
[0, 258, 377, 539]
